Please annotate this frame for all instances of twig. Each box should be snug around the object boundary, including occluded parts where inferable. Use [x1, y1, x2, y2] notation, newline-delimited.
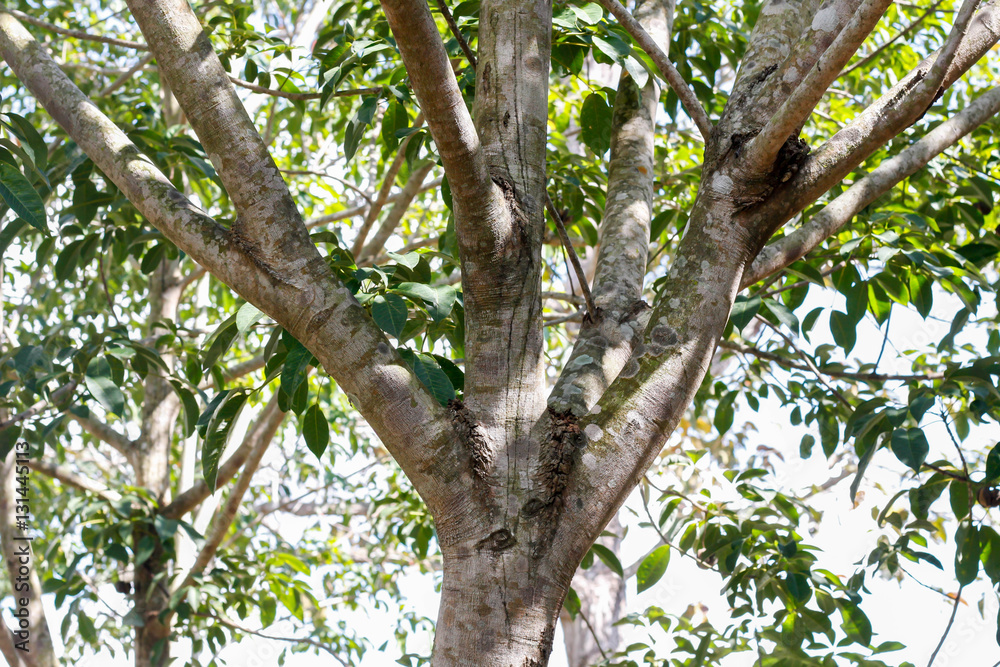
[754, 317, 853, 408]
[545, 193, 597, 321]
[926, 584, 964, 667]
[595, 0, 713, 140]
[435, 0, 476, 67]
[228, 76, 379, 101]
[8, 9, 147, 50]
[718, 340, 944, 382]
[99, 53, 154, 97]
[841, 0, 946, 76]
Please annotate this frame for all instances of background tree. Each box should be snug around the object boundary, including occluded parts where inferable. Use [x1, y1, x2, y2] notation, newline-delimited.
[0, 0, 999, 665]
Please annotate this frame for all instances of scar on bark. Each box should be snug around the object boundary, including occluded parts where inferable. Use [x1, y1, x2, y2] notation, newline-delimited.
[730, 133, 811, 211]
[229, 216, 288, 284]
[449, 399, 491, 480]
[489, 168, 530, 247]
[536, 408, 584, 507]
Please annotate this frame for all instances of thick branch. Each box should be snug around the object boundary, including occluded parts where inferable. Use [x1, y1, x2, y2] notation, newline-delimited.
[745, 84, 1000, 285]
[123, 0, 320, 275]
[0, 9, 466, 511]
[379, 0, 505, 252]
[596, 0, 712, 140]
[743, 0, 999, 244]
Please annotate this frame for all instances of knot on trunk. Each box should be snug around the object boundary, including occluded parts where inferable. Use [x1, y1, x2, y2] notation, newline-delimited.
[449, 399, 491, 480]
[476, 527, 517, 553]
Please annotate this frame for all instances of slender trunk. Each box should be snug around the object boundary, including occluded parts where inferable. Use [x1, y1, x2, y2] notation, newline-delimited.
[133, 259, 183, 667]
[560, 516, 626, 666]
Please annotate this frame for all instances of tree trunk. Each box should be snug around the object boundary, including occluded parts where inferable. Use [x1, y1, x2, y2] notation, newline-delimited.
[433, 548, 573, 666]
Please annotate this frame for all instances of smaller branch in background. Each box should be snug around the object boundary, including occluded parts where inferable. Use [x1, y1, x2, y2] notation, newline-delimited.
[0, 380, 78, 433]
[281, 169, 372, 202]
[9, 8, 147, 50]
[436, 0, 477, 67]
[545, 193, 597, 321]
[926, 585, 964, 666]
[99, 52, 154, 97]
[229, 76, 379, 101]
[841, 0, 946, 76]
[595, 0, 714, 140]
[27, 460, 121, 503]
[754, 317, 853, 408]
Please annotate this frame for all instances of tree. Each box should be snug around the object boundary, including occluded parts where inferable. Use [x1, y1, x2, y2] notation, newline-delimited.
[0, 0, 999, 665]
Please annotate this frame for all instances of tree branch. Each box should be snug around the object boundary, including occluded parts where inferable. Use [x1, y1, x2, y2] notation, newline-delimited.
[8, 8, 146, 50]
[596, 0, 713, 140]
[162, 393, 284, 519]
[742, 0, 894, 173]
[351, 113, 426, 255]
[0, 381, 77, 434]
[0, 8, 466, 509]
[228, 75, 379, 101]
[379, 0, 505, 252]
[27, 460, 122, 503]
[745, 84, 1000, 286]
[66, 412, 135, 456]
[436, 0, 477, 66]
[359, 162, 435, 262]
[841, 0, 946, 76]
[172, 393, 283, 593]
[549, 0, 670, 415]
[743, 0, 998, 246]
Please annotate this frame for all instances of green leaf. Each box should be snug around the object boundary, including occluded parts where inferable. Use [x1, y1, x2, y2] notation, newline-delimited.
[980, 526, 1000, 582]
[785, 571, 811, 603]
[344, 96, 379, 162]
[763, 298, 799, 334]
[134, 535, 157, 566]
[636, 545, 670, 593]
[889, 428, 929, 472]
[201, 388, 252, 491]
[829, 310, 857, 354]
[301, 403, 330, 460]
[280, 337, 313, 400]
[3, 113, 47, 172]
[955, 523, 981, 585]
[590, 543, 624, 577]
[0, 162, 46, 232]
[0, 425, 22, 460]
[236, 302, 264, 335]
[592, 34, 631, 62]
[580, 93, 612, 155]
[985, 442, 1000, 483]
[85, 356, 126, 418]
[571, 3, 603, 24]
[623, 55, 649, 88]
[563, 586, 581, 618]
[950, 479, 971, 520]
[202, 321, 238, 369]
[392, 282, 457, 321]
[729, 295, 760, 334]
[411, 353, 455, 406]
[169, 380, 200, 439]
[838, 603, 872, 646]
[372, 293, 408, 338]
